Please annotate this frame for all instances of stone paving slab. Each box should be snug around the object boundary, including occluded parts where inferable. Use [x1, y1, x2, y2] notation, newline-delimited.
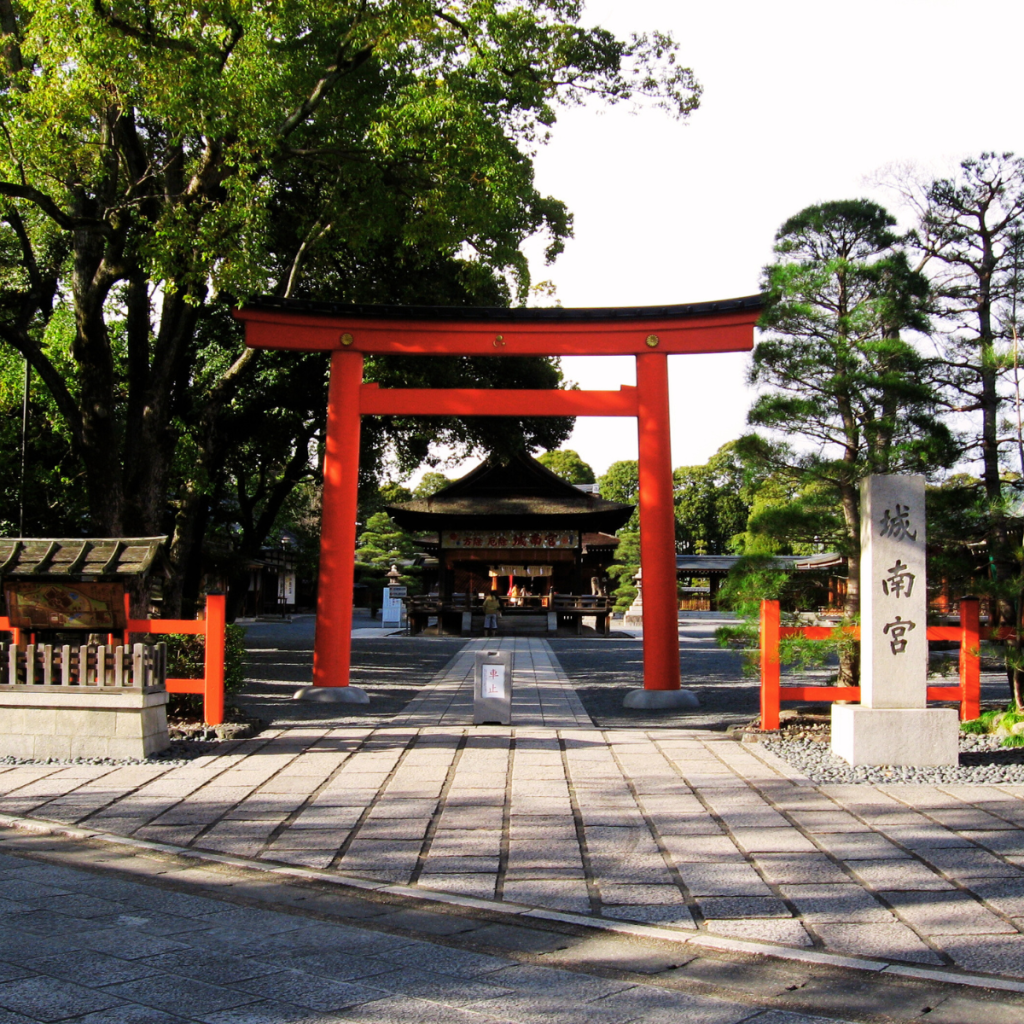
[390, 637, 592, 728]
[1, 828, 1024, 1024]
[1, 638, 1023, 987]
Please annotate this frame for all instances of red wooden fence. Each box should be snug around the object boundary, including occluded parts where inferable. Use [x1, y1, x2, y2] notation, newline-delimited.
[1, 596, 226, 725]
[759, 597, 983, 730]
[123, 593, 226, 726]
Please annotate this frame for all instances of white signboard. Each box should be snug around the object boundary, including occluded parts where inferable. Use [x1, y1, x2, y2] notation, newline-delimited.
[381, 586, 406, 627]
[278, 571, 296, 605]
[481, 664, 506, 699]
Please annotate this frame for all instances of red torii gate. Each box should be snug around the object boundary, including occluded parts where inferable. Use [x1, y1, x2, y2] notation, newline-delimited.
[235, 296, 762, 705]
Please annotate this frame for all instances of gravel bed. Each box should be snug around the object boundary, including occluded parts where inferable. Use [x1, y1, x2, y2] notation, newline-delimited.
[0, 743, 202, 769]
[762, 732, 1024, 784]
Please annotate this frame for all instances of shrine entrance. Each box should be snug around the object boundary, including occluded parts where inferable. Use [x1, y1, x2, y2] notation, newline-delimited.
[234, 296, 762, 705]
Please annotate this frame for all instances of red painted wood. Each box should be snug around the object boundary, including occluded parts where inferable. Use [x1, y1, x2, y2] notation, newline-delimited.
[203, 594, 226, 725]
[236, 307, 759, 357]
[122, 592, 226, 725]
[779, 686, 861, 701]
[359, 384, 639, 417]
[126, 619, 207, 635]
[762, 602, 982, 722]
[166, 679, 205, 694]
[760, 600, 782, 729]
[960, 598, 981, 720]
[636, 353, 681, 691]
[780, 626, 858, 639]
[314, 350, 363, 688]
[926, 686, 963, 701]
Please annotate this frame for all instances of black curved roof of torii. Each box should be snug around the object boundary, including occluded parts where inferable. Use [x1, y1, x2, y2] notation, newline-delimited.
[245, 294, 764, 323]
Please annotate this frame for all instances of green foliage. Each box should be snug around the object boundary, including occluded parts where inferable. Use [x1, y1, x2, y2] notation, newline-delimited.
[914, 154, 1024, 503]
[598, 460, 640, 532]
[538, 449, 595, 484]
[716, 556, 794, 619]
[605, 529, 640, 612]
[413, 472, 452, 498]
[960, 704, 1024, 747]
[714, 555, 851, 680]
[747, 199, 955, 636]
[674, 442, 753, 555]
[354, 511, 420, 605]
[164, 623, 247, 719]
[0, 1, 698, 613]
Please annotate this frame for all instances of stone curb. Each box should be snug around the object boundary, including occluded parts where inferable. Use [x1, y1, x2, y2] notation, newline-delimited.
[3, 810, 1024, 997]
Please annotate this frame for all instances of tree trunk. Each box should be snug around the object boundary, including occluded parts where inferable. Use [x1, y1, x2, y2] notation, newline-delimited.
[838, 482, 861, 687]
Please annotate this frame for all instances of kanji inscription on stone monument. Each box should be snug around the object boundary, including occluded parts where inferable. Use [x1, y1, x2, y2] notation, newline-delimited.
[831, 474, 958, 766]
[862, 478, 927, 708]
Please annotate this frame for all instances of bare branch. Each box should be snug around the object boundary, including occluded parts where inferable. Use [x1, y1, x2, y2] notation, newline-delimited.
[0, 181, 108, 232]
[91, 1, 197, 53]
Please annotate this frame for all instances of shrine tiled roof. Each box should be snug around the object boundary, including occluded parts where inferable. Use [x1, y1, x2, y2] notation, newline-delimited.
[675, 553, 842, 574]
[388, 454, 634, 534]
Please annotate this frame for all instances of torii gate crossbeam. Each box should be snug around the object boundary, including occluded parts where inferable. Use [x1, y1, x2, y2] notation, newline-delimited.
[235, 296, 762, 704]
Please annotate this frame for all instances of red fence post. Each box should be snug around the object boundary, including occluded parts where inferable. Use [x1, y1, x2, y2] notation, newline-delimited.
[959, 597, 980, 722]
[760, 599, 781, 730]
[204, 594, 226, 726]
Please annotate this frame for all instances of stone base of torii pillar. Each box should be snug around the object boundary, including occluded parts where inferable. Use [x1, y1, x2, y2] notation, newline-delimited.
[831, 475, 958, 767]
[619, 570, 700, 709]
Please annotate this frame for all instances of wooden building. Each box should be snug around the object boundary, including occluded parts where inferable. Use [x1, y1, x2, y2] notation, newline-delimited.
[387, 453, 633, 634]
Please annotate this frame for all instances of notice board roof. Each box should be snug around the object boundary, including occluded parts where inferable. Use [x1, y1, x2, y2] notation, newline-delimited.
[0, 537, 169, 580]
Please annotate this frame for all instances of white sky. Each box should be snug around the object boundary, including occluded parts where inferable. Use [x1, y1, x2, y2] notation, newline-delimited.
[418, 0, 1024, 484]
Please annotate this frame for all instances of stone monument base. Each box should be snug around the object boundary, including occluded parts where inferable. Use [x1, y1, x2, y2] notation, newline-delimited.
[831, 705, 959, 766]
[0, 689, 169, 760]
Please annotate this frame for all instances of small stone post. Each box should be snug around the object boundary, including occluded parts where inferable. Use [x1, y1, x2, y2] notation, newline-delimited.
[831, 475, 959, 766]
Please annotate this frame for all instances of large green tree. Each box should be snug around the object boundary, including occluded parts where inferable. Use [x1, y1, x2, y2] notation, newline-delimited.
[538, 448, 595, 484]
[673, 441, 751, 555]
[908, 154, 1024, 508]
[744, 199, 955, 683]
[896, 155, 1024, 638]
[0, 1, 698, 610]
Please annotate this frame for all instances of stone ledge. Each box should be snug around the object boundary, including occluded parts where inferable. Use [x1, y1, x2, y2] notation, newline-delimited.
[0, 687, 167, 710]
[0, 689, 169, 758]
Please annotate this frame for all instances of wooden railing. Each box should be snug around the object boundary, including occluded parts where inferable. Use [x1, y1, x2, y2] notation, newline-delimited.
[0, 641, 166, 689]
[759, 597, 982, 730]
[124, 593, 225, 725]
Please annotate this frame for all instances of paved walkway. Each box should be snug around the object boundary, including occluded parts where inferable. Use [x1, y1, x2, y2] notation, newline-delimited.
[7, 827, 1014, 1024]
[391, 638, 591, 728]
[1, 638, 1024, 995]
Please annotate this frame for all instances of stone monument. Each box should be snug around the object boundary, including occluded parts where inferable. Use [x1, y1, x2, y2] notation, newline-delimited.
[831, 475, 959, 766]
[623, 568, 644, 628]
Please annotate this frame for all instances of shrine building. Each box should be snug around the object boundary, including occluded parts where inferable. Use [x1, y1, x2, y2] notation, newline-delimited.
[388, 453, 632, 635]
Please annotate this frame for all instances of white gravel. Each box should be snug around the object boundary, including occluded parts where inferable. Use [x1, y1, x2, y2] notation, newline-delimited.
[761, 732, 1024, 784]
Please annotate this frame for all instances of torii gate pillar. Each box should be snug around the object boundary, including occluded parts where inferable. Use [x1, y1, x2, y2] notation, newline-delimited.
[234, 296, 762, 707]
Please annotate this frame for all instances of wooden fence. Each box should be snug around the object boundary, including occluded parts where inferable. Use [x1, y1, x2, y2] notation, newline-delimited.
[759, 597, 984, 730]
[0, 594, 225, 725]
[1, 641, 166, 689]
[124, 593, 226, 726]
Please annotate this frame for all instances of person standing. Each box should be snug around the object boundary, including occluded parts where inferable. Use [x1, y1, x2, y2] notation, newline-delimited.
[482, 593, 501, 636]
